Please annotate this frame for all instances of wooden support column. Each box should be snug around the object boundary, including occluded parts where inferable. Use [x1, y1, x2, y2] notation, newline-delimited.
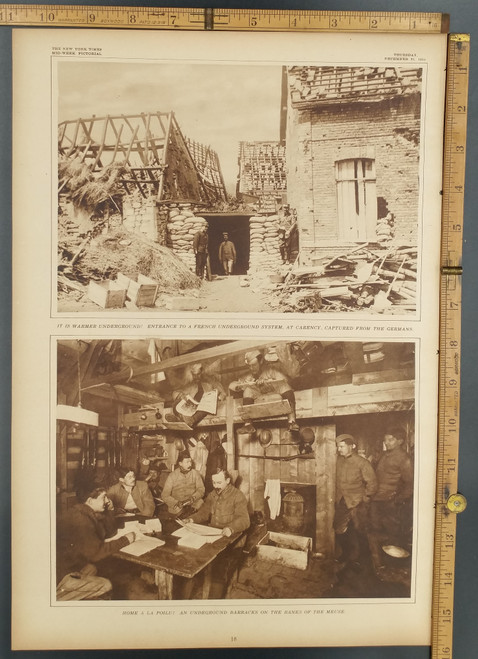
[314, 423, 337, 555]
[225, 395, 235, 475]
[57, 421, 69, 514]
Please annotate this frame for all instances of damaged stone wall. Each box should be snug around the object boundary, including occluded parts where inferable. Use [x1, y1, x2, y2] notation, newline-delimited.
[122, 191, 158, 241]
[287, 94, 421, 258]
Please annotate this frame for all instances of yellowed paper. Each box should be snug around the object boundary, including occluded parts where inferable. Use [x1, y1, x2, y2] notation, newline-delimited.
[12, 27, 447, 650]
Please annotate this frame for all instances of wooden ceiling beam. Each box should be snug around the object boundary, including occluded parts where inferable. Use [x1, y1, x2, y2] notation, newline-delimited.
[83, 383, 163, 406]
[81, 339, 273, 389]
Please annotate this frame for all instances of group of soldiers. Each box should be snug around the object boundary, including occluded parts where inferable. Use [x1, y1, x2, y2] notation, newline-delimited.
[334, 429, 413, 577]
[193, 224, 237, 279]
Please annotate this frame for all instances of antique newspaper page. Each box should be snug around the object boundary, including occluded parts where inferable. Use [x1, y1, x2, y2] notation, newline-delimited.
[12, 28, 447, 649]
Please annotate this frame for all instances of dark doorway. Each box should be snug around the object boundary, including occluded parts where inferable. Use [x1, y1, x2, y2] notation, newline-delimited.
[202, 214, 251, 276]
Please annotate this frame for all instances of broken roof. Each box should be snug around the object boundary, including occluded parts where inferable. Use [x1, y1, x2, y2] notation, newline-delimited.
[288, 66, 422, 108]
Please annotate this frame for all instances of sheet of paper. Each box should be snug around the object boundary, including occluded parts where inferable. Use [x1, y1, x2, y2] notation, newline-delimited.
[176, 520, 223, 536]
[119, 535, 165, 556]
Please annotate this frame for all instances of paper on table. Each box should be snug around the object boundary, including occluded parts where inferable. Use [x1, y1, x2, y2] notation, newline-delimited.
[177, 533, 208, 549]
[172, 527, 220, 544]
[105, 519, 161, 542]
[176, 520, 222, 536]
[120, 534, 165, 556]
[105, 521, 141, 542]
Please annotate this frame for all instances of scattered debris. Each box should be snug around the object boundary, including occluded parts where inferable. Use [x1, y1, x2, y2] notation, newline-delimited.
[87, 279, 127, 309]
[255, 244, 417, 314]
[58, 228, 201, 310]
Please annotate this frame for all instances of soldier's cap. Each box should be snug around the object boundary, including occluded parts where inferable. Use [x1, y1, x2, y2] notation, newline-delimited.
[177, 450, 191, 463]
[335, 434, 356, 445]
[245, 350, 262, 364]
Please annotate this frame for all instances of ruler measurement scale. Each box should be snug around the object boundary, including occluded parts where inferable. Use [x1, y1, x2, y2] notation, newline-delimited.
[0, 5, 446, 32]
[1, 8, 468, 657]
[432, 34, 469, 659]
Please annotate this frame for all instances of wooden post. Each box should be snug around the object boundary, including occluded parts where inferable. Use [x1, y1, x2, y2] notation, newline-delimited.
[57, 421, 69, 514]
[314, 423, 337, 555]
[225, 395, 235, 474]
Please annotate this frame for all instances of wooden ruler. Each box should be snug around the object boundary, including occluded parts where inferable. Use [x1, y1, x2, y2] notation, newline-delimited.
[0, 5, 448, 32]
[1, 6, 469, 656]
[432, 33, 469, 659]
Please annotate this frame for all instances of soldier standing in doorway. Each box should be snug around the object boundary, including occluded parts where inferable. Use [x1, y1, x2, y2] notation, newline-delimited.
[193, 223, 209, 279]
[219, 232, 236, 275]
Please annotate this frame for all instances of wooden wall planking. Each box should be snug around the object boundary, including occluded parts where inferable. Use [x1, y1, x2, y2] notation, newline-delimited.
[314, 423, 337, 555]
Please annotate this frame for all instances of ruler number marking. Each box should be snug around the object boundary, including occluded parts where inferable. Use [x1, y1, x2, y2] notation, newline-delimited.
[40, 11, 55, 22]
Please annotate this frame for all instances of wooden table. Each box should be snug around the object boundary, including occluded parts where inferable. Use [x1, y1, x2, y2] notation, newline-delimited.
[114, 526, 244, 600]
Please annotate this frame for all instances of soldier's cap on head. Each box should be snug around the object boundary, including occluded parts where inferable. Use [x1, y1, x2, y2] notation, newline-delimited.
[177, 449, 191, 463]
[335, 434, 356, 445]
[245, 350, 262, 364]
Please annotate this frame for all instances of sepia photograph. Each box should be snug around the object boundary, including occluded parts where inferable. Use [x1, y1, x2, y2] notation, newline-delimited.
[57, 61, 423, 315]
[13, 27, 446, 650]
[56, 338, 416, 602]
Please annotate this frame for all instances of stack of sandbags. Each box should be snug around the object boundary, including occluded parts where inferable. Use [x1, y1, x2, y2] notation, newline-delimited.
[167, 205, 206, 271]
[248, 214, 282, 272]
[376, 212, 394, 243]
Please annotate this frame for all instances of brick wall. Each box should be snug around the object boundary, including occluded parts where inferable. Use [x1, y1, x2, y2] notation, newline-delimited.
[287, 94, 421, 258]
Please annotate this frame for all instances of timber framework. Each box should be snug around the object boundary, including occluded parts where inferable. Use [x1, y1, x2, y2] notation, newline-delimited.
[58, 111, 228, 204]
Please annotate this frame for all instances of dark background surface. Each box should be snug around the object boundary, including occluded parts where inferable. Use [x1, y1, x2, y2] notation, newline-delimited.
[3, 0, 477, 657]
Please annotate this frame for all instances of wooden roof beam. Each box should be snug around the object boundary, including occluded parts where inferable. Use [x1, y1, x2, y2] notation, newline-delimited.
[81, 339, 274, 389]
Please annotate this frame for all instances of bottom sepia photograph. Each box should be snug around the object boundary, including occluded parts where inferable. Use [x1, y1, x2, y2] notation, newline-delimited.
[55, 337, 417, 602]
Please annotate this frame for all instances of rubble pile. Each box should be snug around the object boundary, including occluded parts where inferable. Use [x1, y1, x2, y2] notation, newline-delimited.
[248, 214, 283, 273]
[166, 205, 206, 273]
[58, 228, 200, 308]
[267, 244, 417, 314]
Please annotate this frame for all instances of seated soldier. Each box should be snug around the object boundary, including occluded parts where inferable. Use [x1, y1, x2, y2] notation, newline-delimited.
[183, 469, 250, 598]
[161, 450, 205, 517]
[167, 362, 226, 428]
[107, 466, 155, 518]
[229, 349, 299, 432]
[56, 485, 136, 600]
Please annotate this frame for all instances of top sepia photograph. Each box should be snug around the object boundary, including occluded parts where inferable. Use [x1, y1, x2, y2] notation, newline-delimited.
[57, 61, 424, 315]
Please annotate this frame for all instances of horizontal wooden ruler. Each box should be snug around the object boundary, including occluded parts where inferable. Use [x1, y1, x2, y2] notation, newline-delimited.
[0, 5, 448, 32]
[432, 34, 469, 659]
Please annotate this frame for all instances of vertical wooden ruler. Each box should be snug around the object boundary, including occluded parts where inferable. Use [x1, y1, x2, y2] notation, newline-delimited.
[432, 34, 469, 659]
[0, 5, 469, 655]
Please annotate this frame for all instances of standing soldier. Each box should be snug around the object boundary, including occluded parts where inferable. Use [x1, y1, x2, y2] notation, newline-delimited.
[334, 434, 377, 570]
[218, 232, 236, 275]
[193, 223, 209, 279]
[369, 427, 414, 572]
[286, 217, 299, 264]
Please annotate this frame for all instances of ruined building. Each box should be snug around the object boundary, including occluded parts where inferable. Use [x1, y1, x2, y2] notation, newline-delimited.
[285, 66, 422, 264]
[59, 66, 422, 282]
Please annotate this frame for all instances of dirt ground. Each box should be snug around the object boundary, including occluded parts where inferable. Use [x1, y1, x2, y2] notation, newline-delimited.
[58, 274, 274, 313]
[196, 275, 274, 313]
